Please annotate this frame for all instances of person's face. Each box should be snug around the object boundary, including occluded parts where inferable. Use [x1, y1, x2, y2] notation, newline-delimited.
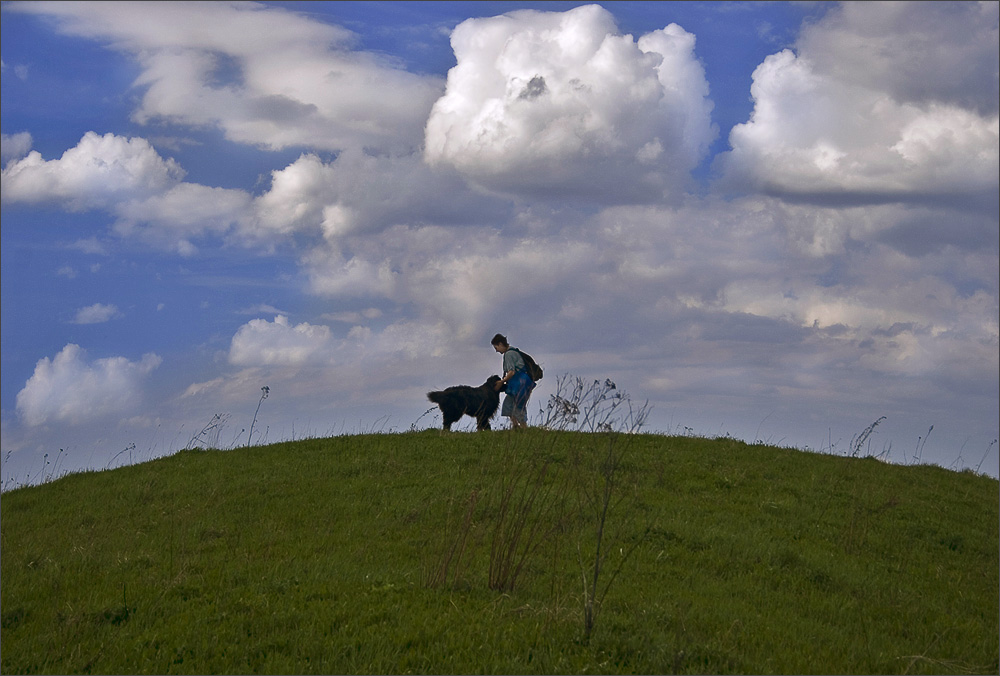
[493, 343, 507, 354]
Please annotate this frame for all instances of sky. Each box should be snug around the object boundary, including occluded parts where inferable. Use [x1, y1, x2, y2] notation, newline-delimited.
[1, 0, 998, 486]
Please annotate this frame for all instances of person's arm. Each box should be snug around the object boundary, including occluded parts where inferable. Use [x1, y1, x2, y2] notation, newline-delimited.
[500, 350, 515, 385]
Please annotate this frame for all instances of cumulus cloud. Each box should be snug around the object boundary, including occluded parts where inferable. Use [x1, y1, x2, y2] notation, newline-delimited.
[424, 3, 716, 202]
[72, 303, 121, 324]
[298, 208, 602, 344]
[9, 1, 443, 153]
[15, 344, 162, 426]
[296, 186, 995, 387]
[0, 131, 184, 210]
[0, 131, 254, 253]
[0, 129, 511, 255]
[1, 131, 32, 164]
[228, 315, 337, 367]
[717, 1, 999, 208]
[250, 149, 510, 241]
[795, 1, 999, 116]
[302, 245, 400, 300]
[114, 182, 253, 254]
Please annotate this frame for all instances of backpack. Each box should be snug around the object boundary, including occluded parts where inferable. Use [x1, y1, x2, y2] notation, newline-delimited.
[511, 348, 543, 382]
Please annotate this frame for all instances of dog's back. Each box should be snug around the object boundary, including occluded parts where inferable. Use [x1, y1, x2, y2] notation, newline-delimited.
[427, 384, 474, 404]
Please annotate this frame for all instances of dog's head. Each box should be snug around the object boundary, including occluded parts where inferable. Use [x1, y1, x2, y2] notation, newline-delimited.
[486, 374, 505, 392]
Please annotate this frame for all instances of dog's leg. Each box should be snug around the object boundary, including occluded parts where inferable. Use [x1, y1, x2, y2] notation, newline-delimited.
[475, 399, 496, 431]
[439, 401, 465, 431]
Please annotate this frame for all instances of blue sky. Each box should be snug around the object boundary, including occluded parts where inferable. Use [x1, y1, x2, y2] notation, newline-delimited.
[2, 1, 998, 485]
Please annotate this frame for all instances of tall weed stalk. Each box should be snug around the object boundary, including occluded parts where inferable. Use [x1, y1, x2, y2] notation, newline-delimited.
[573, 431, 648, 642]
[424, 490, 479, 589]
[544, 376, 652, 640]
[246, 386, 270, 448]
[185, 413, 231, 450]
[541, 375, 650, 433]
[487, 437, 570, 593]
[851, 416, 886, 457]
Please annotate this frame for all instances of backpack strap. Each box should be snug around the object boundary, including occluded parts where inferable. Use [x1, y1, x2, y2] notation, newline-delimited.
[509, 347, 540, 381]
[507, 347, 526, 372]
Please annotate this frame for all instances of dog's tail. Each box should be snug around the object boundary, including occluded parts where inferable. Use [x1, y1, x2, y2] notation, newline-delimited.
[427, 390, 446, 405]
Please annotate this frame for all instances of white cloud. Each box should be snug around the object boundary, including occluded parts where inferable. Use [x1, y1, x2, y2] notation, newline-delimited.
[72, 303, 121, 324]
[114, 182, 253, 254]
[228, 315, 337, 367]
[299, 215, 598, 341]
[0, 131, 255, 254]
[15, 344, 162, 426]
[1, 59, 30, 81]
[238, 304, 288, 317]
[302, 246, 399, 300]
[322, 308, 383, 324]
[795, 1, 999, 116]
[251, 154, 338, 238]
[0, 131, 184, 210]
[249, 149, 510, 243]
[289, 186, 995, 393]
[10, 1, 443, 153]
[424, 4, 716, 202]
[717, 1, 999, 206]
[68, 237, 109, 255]
[1, 131, 32, 164]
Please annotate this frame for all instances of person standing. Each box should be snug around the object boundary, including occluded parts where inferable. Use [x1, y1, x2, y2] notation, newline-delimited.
[491, 333, 535, 429]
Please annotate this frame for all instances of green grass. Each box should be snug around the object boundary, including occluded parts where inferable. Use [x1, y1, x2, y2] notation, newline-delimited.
[1, 429, 997, 674]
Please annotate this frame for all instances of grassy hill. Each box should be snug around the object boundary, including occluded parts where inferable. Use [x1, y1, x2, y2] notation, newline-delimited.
[1, 429, 997, 674]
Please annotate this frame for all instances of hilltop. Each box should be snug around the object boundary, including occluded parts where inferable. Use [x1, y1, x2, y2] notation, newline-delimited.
[1, 429, 997, 674]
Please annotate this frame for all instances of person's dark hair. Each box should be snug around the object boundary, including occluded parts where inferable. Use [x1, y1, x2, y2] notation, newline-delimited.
[491, 333, 509, 347]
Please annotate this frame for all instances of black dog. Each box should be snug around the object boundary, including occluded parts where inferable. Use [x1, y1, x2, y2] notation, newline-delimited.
[427, 375, 503, 431]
